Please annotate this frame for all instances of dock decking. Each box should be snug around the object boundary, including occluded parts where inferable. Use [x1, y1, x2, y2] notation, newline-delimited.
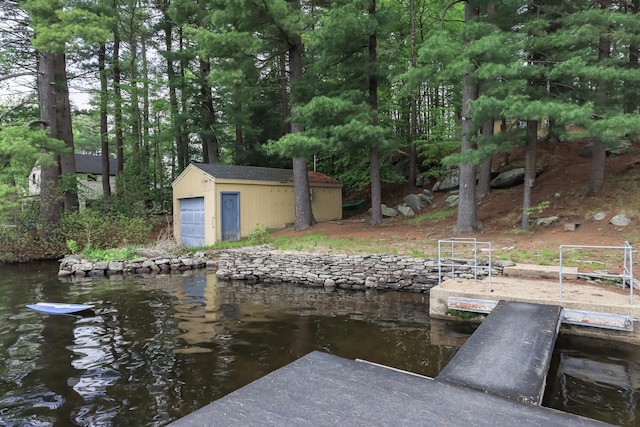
[168, 350, 608, 426]
[435, 300, 561, 404]
[431, 272, 640, 343]
[169, 300, 610, 426]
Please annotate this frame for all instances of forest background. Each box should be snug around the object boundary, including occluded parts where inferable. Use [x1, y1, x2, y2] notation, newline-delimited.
[1, 0, 640, 262]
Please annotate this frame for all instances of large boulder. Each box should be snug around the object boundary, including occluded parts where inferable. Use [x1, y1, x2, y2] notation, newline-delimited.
[580, 140, 631, 158]
[610, 214, 631, 227]
[372, 204, 399, 217]
[535, 216, 559, 227]
[432, 174, 459, 192]
[397, 205, 416, 217]
[415, 173, 429, 187]
[593, 212, 607, 221]
[442, 195, 459, 209]
[490, 167, 543, 189]
[403, 190, 434, 211]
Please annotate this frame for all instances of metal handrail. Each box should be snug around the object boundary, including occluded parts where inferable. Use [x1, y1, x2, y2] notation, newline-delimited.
[438, 238, 492, 292]
[559, 242, 634, 304]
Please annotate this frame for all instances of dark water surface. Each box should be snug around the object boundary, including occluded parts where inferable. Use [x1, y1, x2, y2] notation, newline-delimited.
[0, 261, 638, 426]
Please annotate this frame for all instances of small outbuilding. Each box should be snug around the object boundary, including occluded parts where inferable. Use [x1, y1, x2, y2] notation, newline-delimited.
[28, 153, 117, 210]
[172, 163, 343, 247]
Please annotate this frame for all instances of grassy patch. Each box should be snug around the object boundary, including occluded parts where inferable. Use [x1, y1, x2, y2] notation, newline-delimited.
[409, 208, 456, 224]
[502, 227, 534, 236]
[446, 309, 486, 320]
[408, 248, 430, 258]
[80, 246, 141, 261]
[273, 233, 383, 253]
[536, 247, 557, 265]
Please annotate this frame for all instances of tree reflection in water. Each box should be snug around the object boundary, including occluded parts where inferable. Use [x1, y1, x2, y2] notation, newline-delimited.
[0, 262, 638, 426]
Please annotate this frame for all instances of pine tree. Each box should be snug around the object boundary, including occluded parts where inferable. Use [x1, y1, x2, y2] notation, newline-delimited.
[21, 0, 110, 234]
[456, 1, 480, 233]
[268, 0, 396, 225]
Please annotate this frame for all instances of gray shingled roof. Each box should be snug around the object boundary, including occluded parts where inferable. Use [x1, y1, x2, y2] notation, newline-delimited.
[192, 163, 294, 182]
[75, 154, 117, 176]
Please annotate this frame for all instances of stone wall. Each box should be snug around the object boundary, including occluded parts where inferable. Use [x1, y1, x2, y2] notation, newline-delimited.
[213, 246, 504, 293]
[57, 246, 506, 292]
[58, 253, 210, 277]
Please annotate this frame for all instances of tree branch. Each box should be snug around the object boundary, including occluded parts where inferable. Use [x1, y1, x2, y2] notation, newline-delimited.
[0, 71, 37, 83]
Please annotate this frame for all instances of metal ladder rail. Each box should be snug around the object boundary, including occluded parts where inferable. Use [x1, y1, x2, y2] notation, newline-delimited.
[559, 242, 634, 304]
[438, 238, 493, 292]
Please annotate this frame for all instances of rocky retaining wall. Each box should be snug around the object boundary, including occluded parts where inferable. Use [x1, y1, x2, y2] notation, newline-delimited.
[58, 246, 507, 292]
[213, 246, 506, 293]
[58, 253, 211, 277]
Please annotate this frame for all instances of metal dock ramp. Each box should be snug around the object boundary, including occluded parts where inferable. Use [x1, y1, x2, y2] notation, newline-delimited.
[436, 300, 562, 405]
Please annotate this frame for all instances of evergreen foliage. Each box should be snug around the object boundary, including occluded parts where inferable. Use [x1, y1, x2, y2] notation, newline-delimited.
[0, 126, 65, 214]
[2, 0, 640, 258]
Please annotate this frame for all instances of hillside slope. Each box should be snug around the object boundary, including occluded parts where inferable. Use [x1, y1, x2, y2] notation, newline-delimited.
[275, 139, 640, 258]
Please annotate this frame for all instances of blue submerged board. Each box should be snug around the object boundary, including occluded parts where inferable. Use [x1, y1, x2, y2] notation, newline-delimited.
[26, 302, 94, 315]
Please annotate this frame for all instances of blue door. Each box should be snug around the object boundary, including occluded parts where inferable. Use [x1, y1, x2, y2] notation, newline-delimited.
[220, 192, 240, 241]
[180, 197, 205, 248]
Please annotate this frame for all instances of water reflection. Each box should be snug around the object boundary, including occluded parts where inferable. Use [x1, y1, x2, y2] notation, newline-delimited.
[1, 262, 639, 426]
[174, 274, 222, 353]
[545, 335, 640, 426]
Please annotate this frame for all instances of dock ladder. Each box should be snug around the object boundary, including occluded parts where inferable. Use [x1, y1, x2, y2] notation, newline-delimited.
[438, 238, 493, 291]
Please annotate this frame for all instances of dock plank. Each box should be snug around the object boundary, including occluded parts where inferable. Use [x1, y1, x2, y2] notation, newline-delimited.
[169, 351, 608, 426]
[436, 300, 562, 405]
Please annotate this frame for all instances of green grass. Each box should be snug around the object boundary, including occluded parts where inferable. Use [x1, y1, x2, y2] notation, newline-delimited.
[409, 208, 456, 224]
[273, 233, 385, 253]
[80, 246, 141, 261]
[492, 244, 629, 274]
[446, 309, 486, 320]
[179, 217, 630, 276]
[536, 247, 557, 265]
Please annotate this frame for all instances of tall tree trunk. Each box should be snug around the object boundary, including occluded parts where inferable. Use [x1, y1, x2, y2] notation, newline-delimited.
[98, 43, 111, 210]
[153, 112, 164, 208]
[456, 3, 480, 233]
[626, 0, 639, 114]
[130, 36, 142, 152]
[279, 53, 291, 134]
[288, 14, 314, 231]
[142, 34, 151, 152]
[369, 0, 383, 226]
[477, 118, 493, 197]
[37, 51, 62, 241]
[200, 58, 217, 163]
[113, 23, 124, 193]
[234, 82, 243, 151]
[162, 10, 185, 173]
[546, 117, 560, 143]
[53, 52, 78, 212]
[407, 0, 417, 190]
[521, 120, 537, 228]
[588, 26, 610, 194]
[477, 2, 495, 199]
[520, 2, 542, 228]
[179, 28, 189, 168]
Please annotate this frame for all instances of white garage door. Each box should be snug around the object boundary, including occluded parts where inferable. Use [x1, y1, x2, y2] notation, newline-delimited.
[180, 197, 205, 248]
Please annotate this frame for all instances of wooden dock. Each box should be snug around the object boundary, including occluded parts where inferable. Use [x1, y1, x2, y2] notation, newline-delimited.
[169, 301, 610, 426]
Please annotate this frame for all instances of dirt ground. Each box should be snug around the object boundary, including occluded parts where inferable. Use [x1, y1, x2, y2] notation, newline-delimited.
[272, 139, 640, 259]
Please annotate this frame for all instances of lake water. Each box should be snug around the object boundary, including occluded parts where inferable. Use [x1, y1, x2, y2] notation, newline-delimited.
[0, 261, 638, 426]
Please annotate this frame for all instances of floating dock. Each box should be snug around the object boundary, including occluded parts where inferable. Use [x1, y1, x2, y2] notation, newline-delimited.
[431, 263, 640, 343]
[169, 300, 610, 426]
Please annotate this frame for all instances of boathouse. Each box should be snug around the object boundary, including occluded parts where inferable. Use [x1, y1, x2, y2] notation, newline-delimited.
[172, 164, 342, 247]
